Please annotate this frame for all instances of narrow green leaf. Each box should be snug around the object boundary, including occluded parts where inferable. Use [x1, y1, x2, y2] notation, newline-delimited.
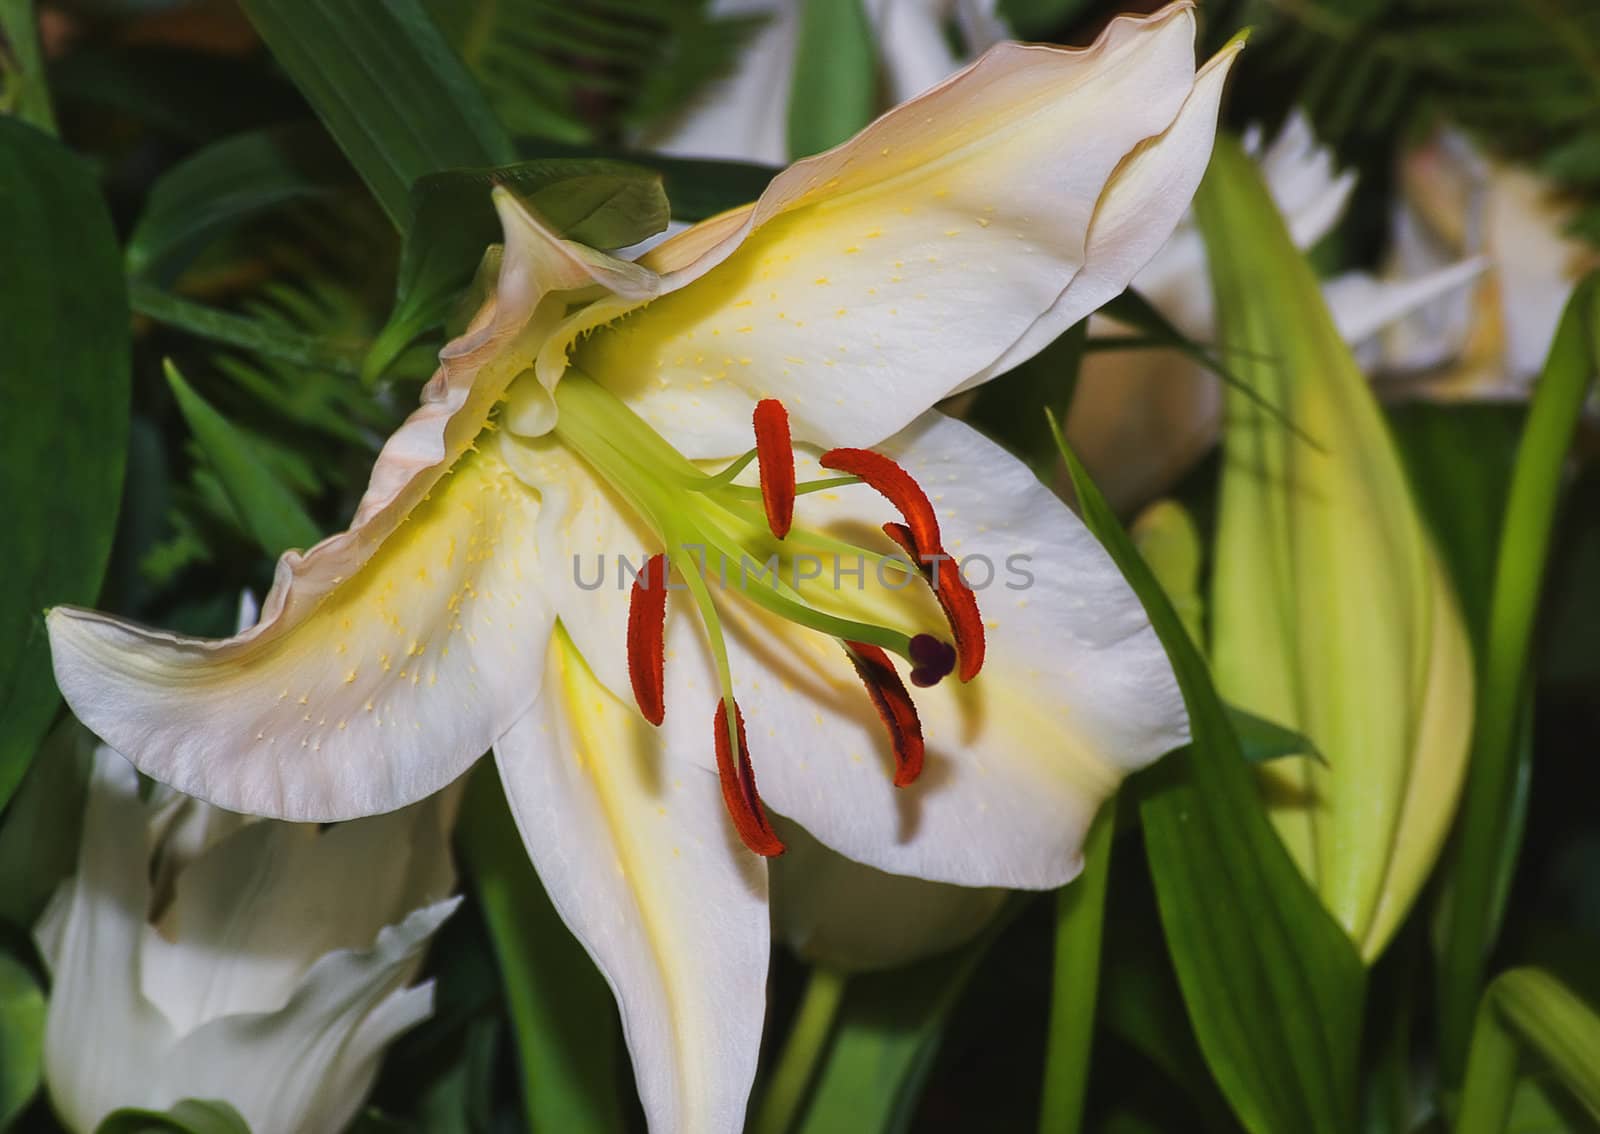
[457, 766, 624, 1134]
[0, 118, 129, 809]
[127, 125, 351, 281]
[1227, 706, 1325, 767]
[131, 284, 365, 378]
[788, 0, 877, 159]
[0, 951, 44, 1130]
[1098, 289, 1317, 451]
[794, 901, 1023, 1134]
[1038, 808, 1114, 1134]
[1437, 273, 1600, 1081]
[0, 0, 55, 132]
[95, 1099, 252, 1134]
[365, 159, 669, 382]
[164, 361, 321, 559]
[237, 0, 513, 229]
[1052, 419, 1365, 1134]
[1098, 914, 1240, 1134]
[1459, 969, 1600, 1134]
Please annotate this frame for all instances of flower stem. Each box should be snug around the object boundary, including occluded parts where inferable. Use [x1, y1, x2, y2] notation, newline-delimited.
[1037, 805, 1114, 1134]
[752, 966, 849, 1134]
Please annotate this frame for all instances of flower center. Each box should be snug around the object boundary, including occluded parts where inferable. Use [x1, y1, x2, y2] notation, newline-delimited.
[519, 370, 983, 856]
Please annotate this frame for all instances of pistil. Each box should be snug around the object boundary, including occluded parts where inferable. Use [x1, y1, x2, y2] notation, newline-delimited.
[541, 370, 983, 855]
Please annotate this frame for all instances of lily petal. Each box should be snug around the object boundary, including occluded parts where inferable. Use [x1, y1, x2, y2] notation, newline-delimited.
[41, 203, 643, 821]
[495, 631, 769, 1134]
[168, 898, 458, 1134]
[48, 447, 549, 821]
[36, 753, 172, 1134]
[661, 412, 1186, 887]
[576, 3, 1228, 455]
[954, 28, 1243, 392]
[496, 430, 654, 709]
[140, 795, 454, 1032]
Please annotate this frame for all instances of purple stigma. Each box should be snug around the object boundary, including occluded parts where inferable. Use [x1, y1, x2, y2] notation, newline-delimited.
[908, 634, 957, 687]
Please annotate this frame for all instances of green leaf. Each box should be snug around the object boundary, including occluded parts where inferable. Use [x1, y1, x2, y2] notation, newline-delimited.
[0, 0, 55, 132]
[519, 142, 779, 223]
[365, 159, 669, 382]
[131, 284, 365, 378]
[1459, 968, 1600, 1133]
[0, 117, 130, 810]
[237, 0, 513, 229]
[457, 766, 625, 1134]
[1097, 289, 1316, 452]
[95, 1099, 252, 1134]
[1052, 419, 1366, 1134]
[1390, 403, 1524, 646]
[1227, 706, 1325, 767]
[788, 0, 876, 160]
[126, 125, 352, 282]
[163, 360, 322, 560]
[1436, 273, 1600, 1081]
[0, 719, 93, 931]
[793, 901, 1022, 1134]
[999, 0, 1098, 39]
[0, 951, 44, 1131]
[1038, 808, 1115, 1134]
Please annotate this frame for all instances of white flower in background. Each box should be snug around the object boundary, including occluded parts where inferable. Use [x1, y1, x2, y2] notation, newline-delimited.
[47, 9, 1238, 1130]
[1362, 129, 1599, 396]
[1067, 113, 1486, 511]
[644, 0, 1006, 163]
[35, 745, 459, 1134]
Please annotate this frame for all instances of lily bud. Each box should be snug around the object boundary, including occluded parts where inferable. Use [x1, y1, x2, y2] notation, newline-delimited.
[1197, 136, 1475, 960]
[770, 820, 1006, 972]
[35, 746, 460, 1133]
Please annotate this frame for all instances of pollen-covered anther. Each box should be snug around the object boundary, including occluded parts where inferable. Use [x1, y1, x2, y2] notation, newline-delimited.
[882, 521, 986, 682]
[819, 447, 940, 553]
[626, 553, 669, 726]
[843, 642, 925, 786]
[714, 698, 785, 857]
[753, 398, 795, 539]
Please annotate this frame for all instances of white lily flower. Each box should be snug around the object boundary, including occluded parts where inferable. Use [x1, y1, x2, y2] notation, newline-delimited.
[48, 8, 1236, 1130]
[1067, 112, 1486, 511]
[645, 0, 1006, 163]
[35, 745, 459, 1134]
[1363, 129, 1599, 397]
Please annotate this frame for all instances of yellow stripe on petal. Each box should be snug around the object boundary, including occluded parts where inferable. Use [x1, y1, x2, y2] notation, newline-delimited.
[494, 633, 768, 1134]
[572, 3, 1221, 456]
[48, 446, 549, 821]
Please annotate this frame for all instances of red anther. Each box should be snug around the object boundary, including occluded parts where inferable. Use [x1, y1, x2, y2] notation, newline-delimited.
[626, 553, 669, 725]
[753, 399, 795, 539]
[929, 555, 985, 681]
[844, 642, 925, 786]
[881, 523, 986, 683]
[820, 448, 941, 554]
[714, 699, 786, 857]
